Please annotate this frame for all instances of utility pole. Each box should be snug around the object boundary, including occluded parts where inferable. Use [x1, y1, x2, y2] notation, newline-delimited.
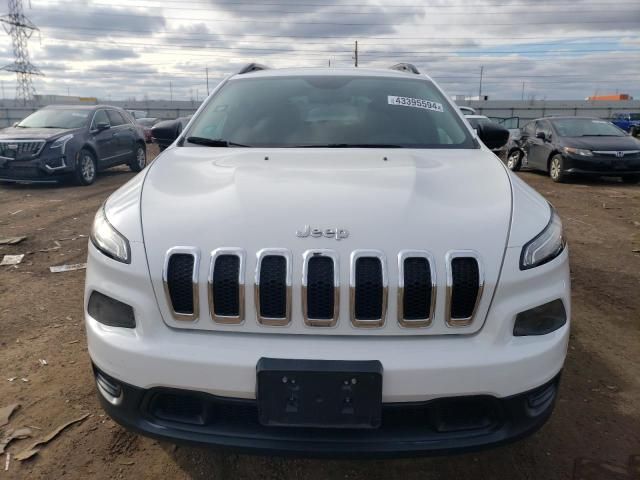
[1, 80, 4, 100]
[478, 66, 484, 100]
[521, 81, 525, 101]
[0, 0, 43, 105]
[206, 67, 209, 96]
[354, 41, 358, 67]
[169, 81, 173, 103]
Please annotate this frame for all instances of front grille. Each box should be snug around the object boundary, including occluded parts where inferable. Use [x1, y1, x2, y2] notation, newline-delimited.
[303, 252, 338, 326]
[449, 256, 482, 325]
[402, 257, 432, 321]
[162, 248, 485, 331]
[352, 254, 386, 327]
[0, 140, 45, 159]
[166, 253, 196, 316]
[256, 253, 289, 325]
[212, 255, 240, 317]
[307, 256, 334, 319]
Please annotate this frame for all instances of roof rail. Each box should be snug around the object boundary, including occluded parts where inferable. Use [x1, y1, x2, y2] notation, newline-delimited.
[390, 63, 420, 75]
[237, 63, 269, 75]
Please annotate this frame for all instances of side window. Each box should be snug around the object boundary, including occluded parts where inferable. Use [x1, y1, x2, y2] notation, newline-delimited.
[91, 110, 109, 129]
[107, 110, 126, 126]
[522, 122, 534, 136]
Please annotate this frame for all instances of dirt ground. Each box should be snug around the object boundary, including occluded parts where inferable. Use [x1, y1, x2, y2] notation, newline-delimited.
[1, 147, 639, 479]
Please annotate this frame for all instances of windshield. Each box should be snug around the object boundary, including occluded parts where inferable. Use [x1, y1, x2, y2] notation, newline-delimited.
[186, 75, 474, 148]
[18, 109, 91, 129]
[551, 118, 625, 137]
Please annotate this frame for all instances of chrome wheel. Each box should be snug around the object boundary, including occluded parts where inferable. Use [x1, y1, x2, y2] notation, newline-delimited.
[136, 147, 146, 169]
[550, 157, 561, 180]
[81, 154, 95, 182]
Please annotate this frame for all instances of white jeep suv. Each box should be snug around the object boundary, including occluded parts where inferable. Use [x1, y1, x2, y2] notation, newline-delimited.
[85, 63, 570, 456]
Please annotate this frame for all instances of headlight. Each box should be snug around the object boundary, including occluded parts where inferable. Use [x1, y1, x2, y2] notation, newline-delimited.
[50, 134, 74, 154]
[520, 206, 565, 270]
[562, 146, 592, 156]
[90, 206, 131, 264]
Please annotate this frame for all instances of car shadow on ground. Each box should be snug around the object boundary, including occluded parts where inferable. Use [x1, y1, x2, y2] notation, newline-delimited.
[157, 337, 640, 480]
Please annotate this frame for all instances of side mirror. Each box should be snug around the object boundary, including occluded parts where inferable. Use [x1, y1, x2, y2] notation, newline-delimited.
[96, 122, 110, 131]
[536, 131, 546, 141]
[477, 122, 509, 150]
[12, 122, 19, 127]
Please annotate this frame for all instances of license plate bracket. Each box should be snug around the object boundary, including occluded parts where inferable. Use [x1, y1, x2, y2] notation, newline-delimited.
[257, 358, 383, 429]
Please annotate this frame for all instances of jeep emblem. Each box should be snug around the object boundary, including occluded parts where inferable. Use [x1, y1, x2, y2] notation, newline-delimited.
[296, 225, 349, 240]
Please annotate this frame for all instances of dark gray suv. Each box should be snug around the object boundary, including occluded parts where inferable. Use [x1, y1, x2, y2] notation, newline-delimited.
[0, 105, 146, 185]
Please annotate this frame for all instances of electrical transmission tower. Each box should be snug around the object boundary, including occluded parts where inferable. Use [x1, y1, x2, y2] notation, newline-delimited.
[1, 0, 43, 105]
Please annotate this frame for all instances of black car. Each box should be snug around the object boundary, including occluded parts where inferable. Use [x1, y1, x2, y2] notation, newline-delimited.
[0, 105, 147, 185]
[506, 116, 640, 183]
[151, 116, 192, 151]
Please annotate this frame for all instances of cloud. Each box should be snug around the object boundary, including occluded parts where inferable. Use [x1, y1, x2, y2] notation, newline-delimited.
[0, 0, 635, 100]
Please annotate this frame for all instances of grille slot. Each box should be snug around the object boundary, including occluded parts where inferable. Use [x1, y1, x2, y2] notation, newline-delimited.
[0, 140, 45, 158]
[447, 254, 483, 326]
[302, 250, 339, 327]
[209, 249, 245, 324]
[350, 251, 387, 328]
[398, 251, 435, 327]
[165, 251, 198, 318]
[255, 249, 291, 326]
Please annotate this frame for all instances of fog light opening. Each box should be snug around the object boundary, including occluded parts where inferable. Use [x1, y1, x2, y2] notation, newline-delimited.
[513, 299, 566, 336]
[96, 372, 124, 406]
[88, 290, 136, 328]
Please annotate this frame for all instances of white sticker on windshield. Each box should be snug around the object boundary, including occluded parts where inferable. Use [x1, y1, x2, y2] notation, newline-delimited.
[71, 113, 88, 117]
[592, 120, 607, 123]
[388, 95, 444, 113]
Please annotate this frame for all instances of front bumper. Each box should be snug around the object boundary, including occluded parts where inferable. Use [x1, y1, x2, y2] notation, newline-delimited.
[0, 153, 74, 183]
[94, 365, 561, 457]
[562, 153, 640, 176]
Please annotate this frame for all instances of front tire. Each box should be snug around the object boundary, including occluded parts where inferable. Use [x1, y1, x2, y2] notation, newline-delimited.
[129, 144, 146, 172]
[549, 154, 567, 183]
[506, 150, 523, 171]
[74, 149, 97, 186]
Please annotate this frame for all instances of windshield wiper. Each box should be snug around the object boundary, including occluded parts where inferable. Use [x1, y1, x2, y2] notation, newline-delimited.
[186, 136, 250, 147]
[295, 143, 406, 148]
[579, 134, 620, 137]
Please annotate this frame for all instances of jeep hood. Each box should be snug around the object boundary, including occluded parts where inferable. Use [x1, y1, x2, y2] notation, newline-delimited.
[139, 147, 514, 335]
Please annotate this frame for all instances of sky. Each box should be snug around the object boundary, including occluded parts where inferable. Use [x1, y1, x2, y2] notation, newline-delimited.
[0, 0, 639, 101]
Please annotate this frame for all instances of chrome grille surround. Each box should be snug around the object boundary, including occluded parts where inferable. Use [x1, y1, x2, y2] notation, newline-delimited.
[397, 250, 437, 328]
[254, 248, 292, 326]
[0, 139, 46, 160]
[445, 250, 484, 327]
[163, 246, 200, 321]
[349, 250, 388, 329]
[302, 249, 340, 327]
[208, 248, 246, 324]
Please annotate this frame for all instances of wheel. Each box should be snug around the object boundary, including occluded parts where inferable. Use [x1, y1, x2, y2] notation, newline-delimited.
[622, 175, 640, 184]
[129, 144, 146, 172]
[506, 150, 522, 171]
[549, 154, 567, 183]
[74, 149, 97, 186]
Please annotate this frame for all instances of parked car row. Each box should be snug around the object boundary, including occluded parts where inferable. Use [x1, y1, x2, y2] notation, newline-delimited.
[505, 116, 640, 183]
